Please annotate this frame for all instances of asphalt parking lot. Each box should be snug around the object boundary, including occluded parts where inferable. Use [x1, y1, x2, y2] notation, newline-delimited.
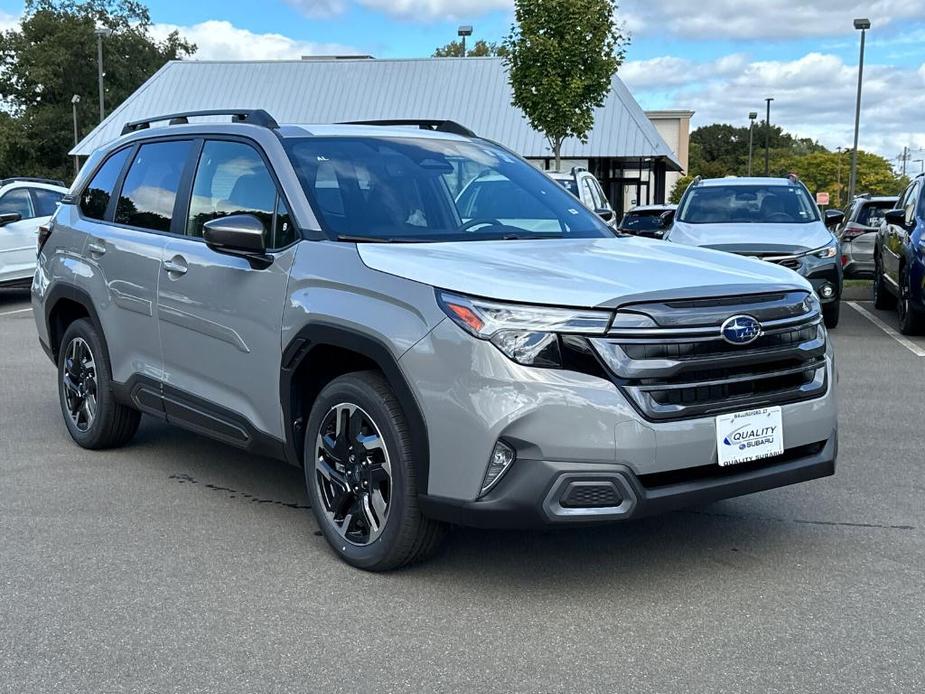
[1, 287, 923, 694]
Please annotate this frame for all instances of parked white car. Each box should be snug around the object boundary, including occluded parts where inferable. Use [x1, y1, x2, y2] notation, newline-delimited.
[0, 177, 68, 287]
[546, 167, 617, 227]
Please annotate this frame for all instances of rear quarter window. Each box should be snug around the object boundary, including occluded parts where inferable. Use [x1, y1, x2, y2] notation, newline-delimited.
[80, 148, 132, 220]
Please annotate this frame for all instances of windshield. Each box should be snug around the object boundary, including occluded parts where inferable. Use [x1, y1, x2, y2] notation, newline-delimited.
[677, 184, 820, 225]
[620, 211, 665, 232]
[284, 136, 612, 242]
[555, 178, 580, 197]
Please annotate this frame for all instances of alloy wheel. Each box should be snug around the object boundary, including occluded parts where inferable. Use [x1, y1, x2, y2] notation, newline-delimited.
[314, 403, 392, 546]
[62, 337, 98, 433]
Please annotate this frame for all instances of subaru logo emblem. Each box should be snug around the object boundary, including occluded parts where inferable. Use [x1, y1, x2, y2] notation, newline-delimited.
[720, 315, 762, 345]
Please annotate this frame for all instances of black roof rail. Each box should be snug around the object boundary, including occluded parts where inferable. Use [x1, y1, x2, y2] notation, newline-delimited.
[339, 119, 476, 138]
[570, 166, 588, 175]
[1, 176, 67, 188]
[690, 175, 702, 187]
[121, 109, 280, 135]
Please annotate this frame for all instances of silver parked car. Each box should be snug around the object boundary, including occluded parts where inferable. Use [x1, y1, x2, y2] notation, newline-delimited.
[837, 195, 898, 279]
[33, 112, 837, 570]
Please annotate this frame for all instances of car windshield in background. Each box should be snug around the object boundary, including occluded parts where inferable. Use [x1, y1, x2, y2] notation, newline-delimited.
[678, 184, 820, 225]
[284, 136, 612, 242]
[556, 178, 579, 196]
[857, 202, 894, 227]
[620, 211, 664, 232]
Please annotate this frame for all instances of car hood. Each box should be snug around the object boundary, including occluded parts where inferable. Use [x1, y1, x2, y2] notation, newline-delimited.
[667, 221, 833, 255]
[356, 237, 811, 309]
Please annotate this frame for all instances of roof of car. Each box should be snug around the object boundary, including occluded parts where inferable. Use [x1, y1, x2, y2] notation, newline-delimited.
[276, 123, 472, 141]
[856, 196, 898, 203]
[626, 204, 676, 213]
[698, 176, 802, 187]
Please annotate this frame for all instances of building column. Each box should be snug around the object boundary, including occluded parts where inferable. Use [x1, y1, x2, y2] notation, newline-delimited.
[653, 159, 667, 204]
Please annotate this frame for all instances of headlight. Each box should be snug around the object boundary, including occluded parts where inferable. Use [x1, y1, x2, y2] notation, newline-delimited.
[436, 290, 611, 366]
[808, 242, 838, 259]
[803, 292, 821, 316]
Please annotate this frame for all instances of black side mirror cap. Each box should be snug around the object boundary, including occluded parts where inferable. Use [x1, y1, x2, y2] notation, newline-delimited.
[0, 212, 22, 226]
[824, 209, 845, 228]
[203, 214, 272, 269]
[884, 209, 907, 227]
[659, 209, 675, 228]
[595, 208, 615, 223]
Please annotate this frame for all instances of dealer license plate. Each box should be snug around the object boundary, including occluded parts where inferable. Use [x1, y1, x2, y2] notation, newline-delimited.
[715, 406, 784, 467]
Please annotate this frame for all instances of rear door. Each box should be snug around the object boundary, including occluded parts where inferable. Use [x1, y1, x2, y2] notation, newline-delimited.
[0, 187, 39, 284]
[157, 138, 298, 443]
[886, 182, 920, 284]
[78, 140, 193, 385]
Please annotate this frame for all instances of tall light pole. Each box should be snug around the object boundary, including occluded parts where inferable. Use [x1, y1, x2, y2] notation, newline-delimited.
[747, 111, 758, 176]
[914, 159, 925, 175]
[71, 95, 81, 176]
[764, 97, 774, 176]
[94, 26, 111, 123]
[847, 18, 870, 203]
[457, 25, 472, 57]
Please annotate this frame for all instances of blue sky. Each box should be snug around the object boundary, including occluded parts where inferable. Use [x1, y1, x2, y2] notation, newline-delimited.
[1, 0, 923, 159]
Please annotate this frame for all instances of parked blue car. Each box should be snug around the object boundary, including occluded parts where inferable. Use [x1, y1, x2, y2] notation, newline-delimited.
[873, 173, 925, 334]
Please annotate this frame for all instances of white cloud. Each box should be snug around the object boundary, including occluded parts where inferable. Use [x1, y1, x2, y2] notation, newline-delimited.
[625, 51, 925, 157]
[0, 9, 19, 31]
[287, 0, 510, 21]
[150, 20, 360, 60]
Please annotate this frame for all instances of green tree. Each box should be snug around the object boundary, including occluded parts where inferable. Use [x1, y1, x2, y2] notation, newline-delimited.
[504, 0, 626, 171]
[770, 150, 907, 207]
[433, 39, 508, 57]
[0, 0, 195, 179]
[669, 174, 693, 204]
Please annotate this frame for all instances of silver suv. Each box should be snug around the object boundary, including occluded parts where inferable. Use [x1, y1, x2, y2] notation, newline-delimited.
[33, 111, 837, 570]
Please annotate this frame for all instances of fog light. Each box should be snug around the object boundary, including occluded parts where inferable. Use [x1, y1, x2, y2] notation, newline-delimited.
[480, 441, 516, 496]
[820, 284, 835, 299]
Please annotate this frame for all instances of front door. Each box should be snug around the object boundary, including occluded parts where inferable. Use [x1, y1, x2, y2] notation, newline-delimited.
[157, 139, 298, 443]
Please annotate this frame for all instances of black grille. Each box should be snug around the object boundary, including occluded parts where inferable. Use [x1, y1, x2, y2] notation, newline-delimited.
[560, 483, 622, 508]
[592, 292, 828, 421]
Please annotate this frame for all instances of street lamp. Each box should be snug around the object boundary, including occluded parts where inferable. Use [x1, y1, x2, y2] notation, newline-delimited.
[747, 111, 758, 176]
[764, 97, 774, 176]
[94, 25, 112, 123]
[457, 25, 472, 57]
[71, 94, 81, 176]
[847, 18, 871, 202]
[915, 159, 925, 175]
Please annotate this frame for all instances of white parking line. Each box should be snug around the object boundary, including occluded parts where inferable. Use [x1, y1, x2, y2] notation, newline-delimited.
[0, 307, 32, 317]
[846, 301, 925, 357]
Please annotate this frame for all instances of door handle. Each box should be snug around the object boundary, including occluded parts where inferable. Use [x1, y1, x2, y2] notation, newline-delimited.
[163, 256, 188, 276]
[87, 240, 106, 257]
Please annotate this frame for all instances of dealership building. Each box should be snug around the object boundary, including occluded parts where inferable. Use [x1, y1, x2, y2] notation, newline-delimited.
[73, 57, 688, 216]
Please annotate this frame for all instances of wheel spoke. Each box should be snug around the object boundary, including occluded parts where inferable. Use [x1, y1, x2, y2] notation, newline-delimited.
[336, 513, 354, 538]
[317, 456, 349, 490]
[320, 433, 342, 463]
[370, 487, 388, 519]
[361, 493, 381, 533]
[348, 408, 364, 440]
[62, 373, 81, 397]
[357, 432, 383, 454]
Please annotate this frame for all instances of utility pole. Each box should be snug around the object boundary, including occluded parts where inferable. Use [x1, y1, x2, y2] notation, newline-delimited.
[71, 95, 81, 176]
[901, 146, 909, 177]
[94, 26, 111, 122]
[847, 18, 870, 203]
[747, 111, 758, 176]
[764, 98, 774, 176]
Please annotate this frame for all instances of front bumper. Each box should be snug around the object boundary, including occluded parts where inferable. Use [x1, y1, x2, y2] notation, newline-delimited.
[401, 318, 838, 527]
[801, 258, 843, 304]
[420, 432, 836, 528]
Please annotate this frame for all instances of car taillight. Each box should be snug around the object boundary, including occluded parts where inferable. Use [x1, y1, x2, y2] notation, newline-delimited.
[841, 222, 871, 240]
[841, 254, 849, 267]
[37, 223, 52, 253]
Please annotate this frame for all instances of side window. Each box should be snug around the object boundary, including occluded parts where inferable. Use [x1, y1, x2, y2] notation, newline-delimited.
[0, 188, 34, 219]
[187, 140, 277, 242]
[32, 188, 64, 217]
[593, 179, 610, 209]
[273, 196, 296, 248]
[115, 140, 192, 232]
[904, 182, 921, 226]
[581, 178, 601, 209]
[81, 147, 131, 220]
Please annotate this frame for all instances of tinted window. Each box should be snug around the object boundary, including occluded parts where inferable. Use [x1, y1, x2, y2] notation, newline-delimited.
[904, 181, 921, 225]
[33, 188, 64, 217]
[115, 140, 192, 232]
[0, 188, 34, 218]
[285, 137, 610, 242]
[856, 201, 894, 227]
[620, 211, 664, 232]
[678, 184, 820, 225]
[273, 196, 296, 248]
[81, 147, 131, 220]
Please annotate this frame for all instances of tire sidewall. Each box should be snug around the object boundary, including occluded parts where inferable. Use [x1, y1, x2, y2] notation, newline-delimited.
[304, 375, 414, 570]
[58, 319, 115, 447]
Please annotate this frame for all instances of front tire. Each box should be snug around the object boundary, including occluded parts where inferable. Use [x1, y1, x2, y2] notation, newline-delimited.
[58, 319, 140, 449]
[822, 299, 840, 329]
[305, 371, 446, 571]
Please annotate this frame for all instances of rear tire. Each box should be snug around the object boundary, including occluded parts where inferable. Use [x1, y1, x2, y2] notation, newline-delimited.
[58, 319, 140, 449]
[872, 256, 896, 310]
[822, 300, 840, 329]
[897, 266, 924, 335]
[305, 370, 446, 571]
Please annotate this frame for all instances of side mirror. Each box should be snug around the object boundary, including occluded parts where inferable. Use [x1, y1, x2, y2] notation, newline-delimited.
[659, 209, 675, 228]
[595, 208, 615, 223]
[824, 209, 845, 228]
[203, 214, 272, 269]
[884, 209, 907, 227]
[0, 212, 22, 226]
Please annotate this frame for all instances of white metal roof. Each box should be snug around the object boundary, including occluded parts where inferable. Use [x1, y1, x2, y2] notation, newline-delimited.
[71, 57, 681, 168]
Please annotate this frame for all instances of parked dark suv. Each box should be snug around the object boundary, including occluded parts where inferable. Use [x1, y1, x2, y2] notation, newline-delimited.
[873, 173, 925, 334]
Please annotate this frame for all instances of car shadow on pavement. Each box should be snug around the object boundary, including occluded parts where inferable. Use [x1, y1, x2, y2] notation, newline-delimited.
[0, 287, 31, 308]
[128, 417, 801, 588]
